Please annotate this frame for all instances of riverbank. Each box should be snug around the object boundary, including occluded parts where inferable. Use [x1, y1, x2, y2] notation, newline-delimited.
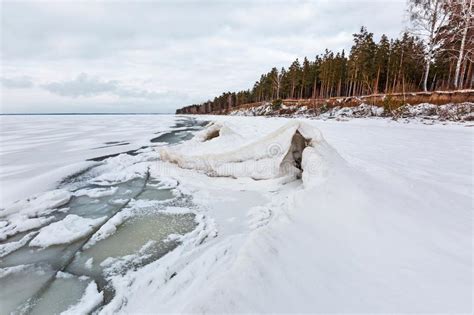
[177, 90, 474, 123]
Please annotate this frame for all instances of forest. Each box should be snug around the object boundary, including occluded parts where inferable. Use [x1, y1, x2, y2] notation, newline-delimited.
[178, 0, 472, 114]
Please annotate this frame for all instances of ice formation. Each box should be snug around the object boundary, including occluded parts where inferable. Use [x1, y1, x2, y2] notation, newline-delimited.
[160, 121, 337, 182]
[30, 215, 107, 248]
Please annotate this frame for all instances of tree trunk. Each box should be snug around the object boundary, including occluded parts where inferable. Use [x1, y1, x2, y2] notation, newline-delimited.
[402, 73, 406, 103]
[459, 58, 468, 88]
[447, 59, 453, 89]
[431, 73, 437, 90]
[423, 52, 431, 92]
[312, 78, 317, 99]
[471, 66, 474, 89]
[423, 0, 439, 92]
[454, 0, 472, 89]
[385, 52, 391, 93]
[465, 61, 473, 89]
[300, 74, 305, 99]
[374, 66, 380, 94]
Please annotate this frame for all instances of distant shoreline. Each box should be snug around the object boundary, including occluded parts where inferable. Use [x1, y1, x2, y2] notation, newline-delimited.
[0, 112, 174, 116]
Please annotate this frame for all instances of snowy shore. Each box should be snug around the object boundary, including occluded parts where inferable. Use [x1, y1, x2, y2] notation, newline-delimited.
[0, 115, 472, 313]
[229, 101, 474, 123]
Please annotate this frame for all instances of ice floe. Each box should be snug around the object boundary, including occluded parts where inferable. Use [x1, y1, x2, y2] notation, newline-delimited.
[74, 187, 118, 198]
[61, 281, 103, 315]
[30, 215, 107, 248]
[1, 189, 71, 217]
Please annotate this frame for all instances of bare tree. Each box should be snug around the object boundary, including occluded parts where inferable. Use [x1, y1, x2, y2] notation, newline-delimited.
[270, 67, 283, 99]
[451, 0, 473, 89]
[409, 0, 450, 91]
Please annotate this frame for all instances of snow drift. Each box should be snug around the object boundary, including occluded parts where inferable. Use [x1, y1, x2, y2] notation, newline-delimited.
[114, 116, 471, 313]
[160, 121, 338, 182]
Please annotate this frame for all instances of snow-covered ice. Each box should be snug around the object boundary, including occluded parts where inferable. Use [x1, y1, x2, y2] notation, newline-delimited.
[30, 214, 107, 248]
[0, 115, 178, 205]
[73, 187, 118, 198]
[0, 114, 471, 313]
[118, 116, 472, 313]
[0, 189, 71, 217]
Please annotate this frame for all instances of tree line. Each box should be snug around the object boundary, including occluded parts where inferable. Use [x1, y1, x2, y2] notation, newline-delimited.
[179, 0, 472, 113]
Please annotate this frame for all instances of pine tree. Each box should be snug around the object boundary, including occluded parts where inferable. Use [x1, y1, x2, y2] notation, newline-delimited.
[288, 59, 302, 99]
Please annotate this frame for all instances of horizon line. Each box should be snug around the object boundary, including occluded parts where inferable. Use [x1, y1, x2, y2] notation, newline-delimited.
[0, 112, 175, 116]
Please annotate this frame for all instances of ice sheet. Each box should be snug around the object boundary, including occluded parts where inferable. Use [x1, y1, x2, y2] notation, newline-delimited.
[0, 114, 178, 205]
[1, 114, 471, 313]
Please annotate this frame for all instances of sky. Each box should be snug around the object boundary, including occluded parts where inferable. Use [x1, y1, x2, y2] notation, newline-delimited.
[0, 0, 407, 114]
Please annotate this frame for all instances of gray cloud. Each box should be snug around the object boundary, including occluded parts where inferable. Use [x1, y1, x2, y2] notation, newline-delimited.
[42, 73, 117, 97]
[1, 76, 34, 89]
[1, 0, 406, 113]
[1, 1, 406, 61]
[41, 73, 187, 102]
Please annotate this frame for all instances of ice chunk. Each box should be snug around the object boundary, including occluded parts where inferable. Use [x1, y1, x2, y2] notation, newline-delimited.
[60, 281, 103, 315]
[30, 215, 106, 248]
[30, 273, 92, 315]
[73, 187, 118, 198]
[0, 216, 54, 241]
[1, 189, 71, 217]
[0, 189, 72, 240]
[84, 210, 132, 249]
[84, 258, 93, 269]
[191, 121, 241, 142]
[0, 231, 37, 257]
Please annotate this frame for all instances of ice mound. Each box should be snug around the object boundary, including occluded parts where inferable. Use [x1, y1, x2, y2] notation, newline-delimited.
[160, 121, 338, 181]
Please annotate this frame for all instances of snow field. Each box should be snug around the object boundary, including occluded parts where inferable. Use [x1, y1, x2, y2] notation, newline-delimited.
[1, 115, 471, 313]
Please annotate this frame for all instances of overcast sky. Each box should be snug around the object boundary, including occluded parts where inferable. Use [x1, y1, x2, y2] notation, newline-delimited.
[1, 0, 407, 114]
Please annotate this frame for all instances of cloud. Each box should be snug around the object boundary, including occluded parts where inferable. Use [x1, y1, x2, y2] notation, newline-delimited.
[42, 73, 117, 97]
[1, 1, 406, 61]
[41, 73, 187, 101]
[1, 76, 34, 88]
[1, 0, 407, 113]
